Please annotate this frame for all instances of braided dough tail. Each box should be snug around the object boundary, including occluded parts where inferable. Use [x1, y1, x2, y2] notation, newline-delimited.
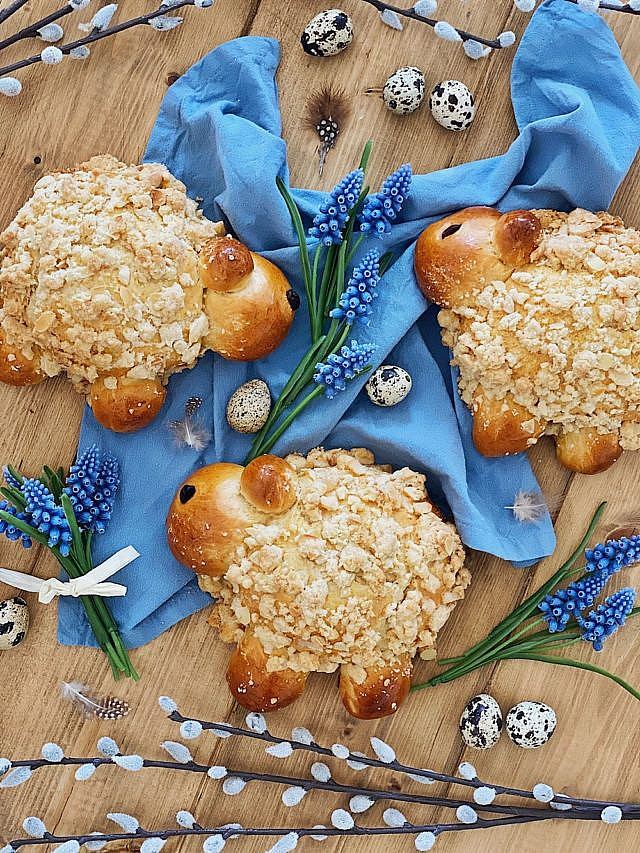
[0, 335, 44, 386]
[89, 377, 166, 432]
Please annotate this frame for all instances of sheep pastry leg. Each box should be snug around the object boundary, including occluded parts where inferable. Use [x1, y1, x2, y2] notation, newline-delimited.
[0, 336, 44, 386]
[472, 394, 545, 457]
[227, 634, 308, 713]
[555, 428, 622, 474]
[339, 658, 412, 720]
[89, 377, 166, 433]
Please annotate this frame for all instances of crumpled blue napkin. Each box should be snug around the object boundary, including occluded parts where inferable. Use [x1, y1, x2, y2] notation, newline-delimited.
[59, 0, 640, 647]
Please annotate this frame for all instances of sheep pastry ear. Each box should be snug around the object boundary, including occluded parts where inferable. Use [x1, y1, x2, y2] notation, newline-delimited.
[227, 634, 308, 712]
[555, 428, 622, 474]
[339, 658, 412, 720]
[0, 336, 45, 386]
[200, 236, 297, 361]
[239, 455, 297, 514]
[472, 394, 545, 457]
[89, 377, 166, 432]
[414, 206, 541, 307]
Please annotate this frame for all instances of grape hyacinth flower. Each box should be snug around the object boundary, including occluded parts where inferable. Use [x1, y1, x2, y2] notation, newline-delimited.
[578, 588, 636, 651]
[358, 164, 412, 237]
[309, 169, 364, 246]
[539, 535, 640, 632]
[0, 500, 32, 548]
[314, 341, 376, 399]
[330, 250, 380, 325]
[22, 479, 72, 555]
[64, 445, 120, 535]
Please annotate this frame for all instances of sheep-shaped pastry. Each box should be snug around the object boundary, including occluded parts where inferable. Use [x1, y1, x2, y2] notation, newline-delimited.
[0, 155, 297, 432]
[167, 448, 469, 719]
[415, 206, 640, 474]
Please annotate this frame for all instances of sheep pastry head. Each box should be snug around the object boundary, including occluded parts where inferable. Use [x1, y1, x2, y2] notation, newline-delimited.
[167, 448, 469, 719]
[0, 155, 297, 432]
[415, 206, 640, 474]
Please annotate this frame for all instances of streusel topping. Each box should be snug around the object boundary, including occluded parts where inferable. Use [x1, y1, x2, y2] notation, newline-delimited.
[200, 448, 469, 675]
[0, 155, 222, 389]
[438, 209, 640, 448]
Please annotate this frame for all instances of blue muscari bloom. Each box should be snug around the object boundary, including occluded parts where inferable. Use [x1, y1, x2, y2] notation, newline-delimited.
[539, 535, 640, 632]
[578, 588, 636, 652]
[584, 535, 640, 573]
[21, 479, 72, 556]
[358, 163, 412, 237]
[330, 251, 380, 326]
[539, 568, 612, 632]
[64, 445, 120, 535]
[3, 466, 22, 490]
[0, 499, 32, 548]
[314, 340, 376, 399]
[309, 169, 364, 246]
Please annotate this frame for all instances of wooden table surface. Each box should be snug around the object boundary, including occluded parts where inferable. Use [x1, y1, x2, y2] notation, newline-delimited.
[0, 2, 639, 852]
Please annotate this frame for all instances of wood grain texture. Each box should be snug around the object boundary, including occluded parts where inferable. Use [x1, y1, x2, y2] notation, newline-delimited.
[0, 2, 639, 852]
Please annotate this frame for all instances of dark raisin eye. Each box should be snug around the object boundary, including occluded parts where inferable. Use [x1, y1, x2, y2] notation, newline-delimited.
[441, 223, 462, 239]
[179, 484, 196, 504]
[286, 289, 301, 311]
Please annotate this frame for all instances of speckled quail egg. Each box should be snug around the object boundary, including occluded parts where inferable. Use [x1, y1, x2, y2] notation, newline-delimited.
[429, 80, 476, 132]
[226, 379, 271, 434]
[506, 701, 557, 749]
[301, 9, 353, 57]
[459, 693, 503, 750]
[0, 596, 29, 650]
[383, 66, 425, 115]
[365, 365, 412, 407]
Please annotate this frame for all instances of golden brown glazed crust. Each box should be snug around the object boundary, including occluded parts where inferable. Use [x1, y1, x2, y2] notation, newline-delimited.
[168, 448, 469, 718]
[204, 254, 294, 361]
[226, 634, 308, 712]
[89, 377, 166, 432]
[0, 336, 44, 386]
[415, 206, 640, 474]
[0, 157, 295, 431]
[339, 658, 412, 720]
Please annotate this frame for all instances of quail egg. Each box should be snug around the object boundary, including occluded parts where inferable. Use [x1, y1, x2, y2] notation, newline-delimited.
[429, 80, 476, 131]
[301, 9, 353, 57]
[226, 379, 271, 434]
[0, 596, 29, 650]
[506, 701, 557, 749]
[459, 693, 503, 750]
[365, 365, 412, 407]
[383, 66, 425, 115]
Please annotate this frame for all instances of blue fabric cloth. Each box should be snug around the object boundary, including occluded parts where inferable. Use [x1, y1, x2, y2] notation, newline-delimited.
[59, 0, 640, 647]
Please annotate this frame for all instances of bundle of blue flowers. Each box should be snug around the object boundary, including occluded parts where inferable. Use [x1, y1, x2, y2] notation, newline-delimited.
[246, 141, 412, 462]
[0, 446, 137, 680]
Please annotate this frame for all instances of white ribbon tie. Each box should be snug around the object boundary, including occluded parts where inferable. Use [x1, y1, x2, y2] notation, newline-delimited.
[0, 545, 138, 604]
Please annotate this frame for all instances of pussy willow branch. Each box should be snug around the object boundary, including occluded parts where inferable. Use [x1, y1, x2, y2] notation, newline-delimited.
[359, 0, 639, 50]
[165, 711, 640, 814]
[0, 3, 75, 54]
[7, 815, 554, 850]
[0, 0, 28, 27]
[0, 1, 194, 77]
[7, 754, 601, 821]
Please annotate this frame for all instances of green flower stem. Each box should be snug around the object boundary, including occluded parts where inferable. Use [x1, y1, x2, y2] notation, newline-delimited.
[252, 386, 325, 458]
[276, 176, 315, 338]
[346, 233, 364, 265]
[310, 244, 325, 341]
[445, 503, 607, 667]
[503, 652, 640, 703]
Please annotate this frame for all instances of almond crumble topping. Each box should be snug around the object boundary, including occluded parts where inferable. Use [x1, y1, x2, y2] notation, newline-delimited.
[438, 209, 640, 448]
[0, 155, 223, 390]
[199, 448, 469, 675]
